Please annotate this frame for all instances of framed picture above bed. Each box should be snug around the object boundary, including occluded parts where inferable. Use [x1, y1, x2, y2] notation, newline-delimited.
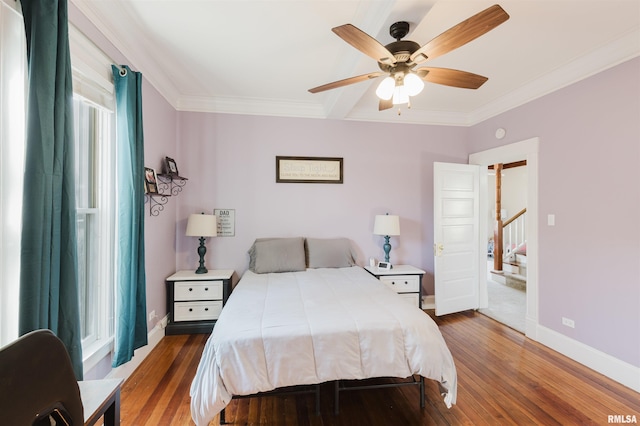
[276, 156, 343, 184]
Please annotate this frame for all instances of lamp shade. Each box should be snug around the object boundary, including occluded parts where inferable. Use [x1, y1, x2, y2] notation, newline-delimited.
[185, 213, 217, 237]
[404, 72, 424, 96]
[375, 76, 395, 100]
[392, 85, 409, 105]
[373, 214, 400, 236]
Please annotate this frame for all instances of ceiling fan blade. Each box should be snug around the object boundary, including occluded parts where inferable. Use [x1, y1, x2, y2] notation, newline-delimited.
[410, 4, 510, 64]
[416, 67, 488, 89]
[332, 24, 396, 65]
[379, 98, 393, 111]
[308, 71, 384, 94]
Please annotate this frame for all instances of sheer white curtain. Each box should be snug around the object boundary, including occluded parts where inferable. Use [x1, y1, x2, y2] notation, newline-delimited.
[0, 0, 26, 347]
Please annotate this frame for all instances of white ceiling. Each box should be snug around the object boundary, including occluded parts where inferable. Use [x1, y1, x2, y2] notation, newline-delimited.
[71, 0, 640, 126]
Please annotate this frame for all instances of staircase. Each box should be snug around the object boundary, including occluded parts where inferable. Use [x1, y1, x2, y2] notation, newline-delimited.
[490, 208, 527, 290]
[495, 253, 527, 290]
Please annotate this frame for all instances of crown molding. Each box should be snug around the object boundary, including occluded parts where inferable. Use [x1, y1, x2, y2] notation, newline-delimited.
[174, 29, 639, 126]
[176, 95, 326, 119]
[70, 1, 639, 128]
[468, 28, 640, 126]
[70, 0, 182, 108]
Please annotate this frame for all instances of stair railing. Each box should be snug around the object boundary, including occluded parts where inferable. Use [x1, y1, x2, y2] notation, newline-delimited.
[502, 208, 527, 262]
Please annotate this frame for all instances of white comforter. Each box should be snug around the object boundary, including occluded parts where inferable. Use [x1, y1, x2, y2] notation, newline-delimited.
[190, 267, 457, 425]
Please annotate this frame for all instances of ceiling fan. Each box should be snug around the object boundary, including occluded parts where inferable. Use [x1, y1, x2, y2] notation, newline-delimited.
[308, 4, 510, 112]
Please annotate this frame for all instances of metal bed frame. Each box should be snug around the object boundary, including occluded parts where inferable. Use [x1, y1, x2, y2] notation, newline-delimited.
[333, 375, 425, 414]
[219, 375, 425, 423]
[220, 384, 321, 424]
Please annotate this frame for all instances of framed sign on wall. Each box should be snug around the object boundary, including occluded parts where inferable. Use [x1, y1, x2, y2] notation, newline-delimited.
[214, 209, 235, 236]
[276, 156, 343, 184]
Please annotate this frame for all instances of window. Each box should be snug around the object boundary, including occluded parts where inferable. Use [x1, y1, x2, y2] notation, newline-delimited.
[73, 97, 115, 353]
[68, 25, 117, 372]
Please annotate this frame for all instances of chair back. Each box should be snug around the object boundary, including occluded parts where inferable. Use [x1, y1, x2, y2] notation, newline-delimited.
[0, 329, 84, 425]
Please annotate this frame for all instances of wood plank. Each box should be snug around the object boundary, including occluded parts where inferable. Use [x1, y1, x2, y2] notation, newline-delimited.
[119, 312, 640, 425]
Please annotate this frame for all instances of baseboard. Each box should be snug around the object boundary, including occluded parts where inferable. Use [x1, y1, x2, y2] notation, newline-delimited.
[422, 295, 435, 310]
[535, 323, 640, 392]
[106, 314, 168, 382]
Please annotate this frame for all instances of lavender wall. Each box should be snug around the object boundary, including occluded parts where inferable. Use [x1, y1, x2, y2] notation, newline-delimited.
[469, 57, 640, 367]
[141, 82, 178, 328]
[174, 114, 469, 295]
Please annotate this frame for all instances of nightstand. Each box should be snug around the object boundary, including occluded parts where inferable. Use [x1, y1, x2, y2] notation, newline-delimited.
[364, 265, 425, 309]
[165, 269, 234, 335]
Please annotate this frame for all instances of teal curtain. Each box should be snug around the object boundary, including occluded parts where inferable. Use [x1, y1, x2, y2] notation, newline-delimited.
[19, 0, 83, 379]
[112, 65, 148, 367]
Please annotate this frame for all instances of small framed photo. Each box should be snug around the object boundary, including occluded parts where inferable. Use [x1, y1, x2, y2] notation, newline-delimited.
[144, 167, 158, 194]
[164, 156, 179, 176]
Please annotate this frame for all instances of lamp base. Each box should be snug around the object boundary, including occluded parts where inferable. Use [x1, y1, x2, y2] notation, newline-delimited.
[195, 236, 208, 274]
[383, 235, 392, 263]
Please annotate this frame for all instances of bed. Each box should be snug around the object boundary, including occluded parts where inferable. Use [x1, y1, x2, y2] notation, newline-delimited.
[190, 237, 457, 425]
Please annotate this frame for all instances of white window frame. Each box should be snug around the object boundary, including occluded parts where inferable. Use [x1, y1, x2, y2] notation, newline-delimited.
[69, 24, 117, 374]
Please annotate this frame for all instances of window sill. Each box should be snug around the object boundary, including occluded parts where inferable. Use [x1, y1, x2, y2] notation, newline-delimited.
[82, 336, 114, 375]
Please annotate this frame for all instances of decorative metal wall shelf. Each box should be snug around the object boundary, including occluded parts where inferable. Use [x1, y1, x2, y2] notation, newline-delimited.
[144, 173, 188, 216]
[157, 173, 188, 196]
[145, 193, 171, 216]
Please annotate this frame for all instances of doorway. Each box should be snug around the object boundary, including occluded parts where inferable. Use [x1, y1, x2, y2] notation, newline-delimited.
[481, 163, 527, 332]
[469, 138, 539, 338]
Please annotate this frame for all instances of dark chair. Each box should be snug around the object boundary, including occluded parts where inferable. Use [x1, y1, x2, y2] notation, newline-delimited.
[0, 329, 122, 426]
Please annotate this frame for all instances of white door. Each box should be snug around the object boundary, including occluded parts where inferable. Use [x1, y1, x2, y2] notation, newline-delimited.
[433, 162, 480, 316]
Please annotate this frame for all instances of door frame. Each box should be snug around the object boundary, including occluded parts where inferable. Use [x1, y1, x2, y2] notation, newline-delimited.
[469, 137, 539, 338]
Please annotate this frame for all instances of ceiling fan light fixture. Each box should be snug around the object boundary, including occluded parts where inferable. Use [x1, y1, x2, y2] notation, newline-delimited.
[375, 76, 395, 100]
[392, 85, 409, 105]
[404, 72, 424, 96]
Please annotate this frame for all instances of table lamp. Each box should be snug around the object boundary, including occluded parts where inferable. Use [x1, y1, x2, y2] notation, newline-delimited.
[186, 213, 217, 274]
[373, 213, 400, 263]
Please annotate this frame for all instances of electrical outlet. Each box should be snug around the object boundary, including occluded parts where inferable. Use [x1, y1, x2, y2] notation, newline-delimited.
[148, 310, 156, 322]
[562, 317, 575, 328]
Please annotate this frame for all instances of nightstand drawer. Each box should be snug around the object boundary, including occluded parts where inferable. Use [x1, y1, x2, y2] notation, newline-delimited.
[397, 293, 420, 307]
[174, 281, 222, 301]
[174, 301, 222, 321]
[380, 275, 420, 292]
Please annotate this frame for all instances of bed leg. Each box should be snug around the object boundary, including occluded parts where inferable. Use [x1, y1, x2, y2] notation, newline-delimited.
[315, 384, 321, 415]
[333, 381, 340, 415]
[420, 376, 425, 408]
[220, 408, 226, 424]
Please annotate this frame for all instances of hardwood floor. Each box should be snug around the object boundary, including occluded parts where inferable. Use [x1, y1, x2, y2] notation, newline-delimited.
[120, 311, 639, 425]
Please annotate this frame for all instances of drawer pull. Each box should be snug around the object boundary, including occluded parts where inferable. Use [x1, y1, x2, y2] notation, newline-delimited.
[205, 308, 209, 311]
[189, 288, 193, 291]
[189, 308, 193, 312]
[205, 287, 208, 291]
[404, 281, 408, 284]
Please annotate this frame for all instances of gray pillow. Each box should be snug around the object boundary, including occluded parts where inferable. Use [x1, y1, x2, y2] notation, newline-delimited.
[305, 238, 356, 268]
[248, 237, 306, 273]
